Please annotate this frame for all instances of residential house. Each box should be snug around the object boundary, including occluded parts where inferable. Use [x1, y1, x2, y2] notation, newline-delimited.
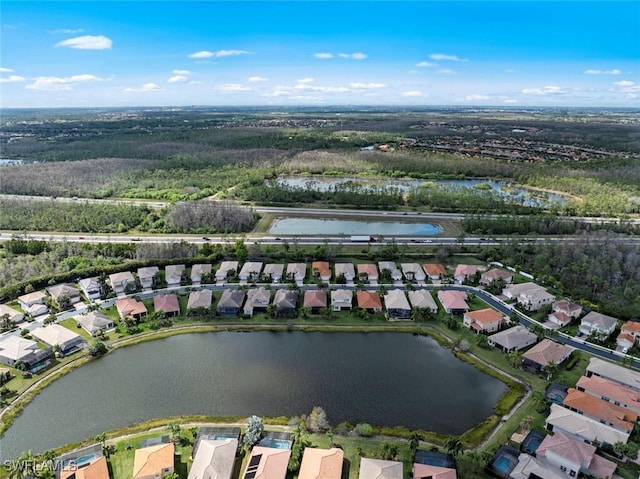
[423, 263, 446, 281]
[78, 277, 102, 301]
[239, 262, 263, 282]
[187, 438, 237, 479]
[400, 263, 426, 282]
[463, 308, 505, 334]
[298, 448, 343, 479]
[334, 263, 355, 282]
[586, 357, 640, 392]
[190, 264, 212, 284]
[358, 458, 403, 479]
[46, 283, 82, 308]
[18, 291, 48, 318]
[286, 263, 306, 284]
[545, 403, 630, 446]
[215, 261, 239, 282]
[187, 290, 213, 313]
[241, 446, 290, 479]
[407, 290, 438, 314]
[60, 456, 110, 479]
[576, 375, 640, 415]
[503, 282, 554, 311]
[384, 289, 411, 319]
[165, 264, 186, 287]
[487, 325, 537, 353]
[357, 263, 378, 283]
[535, 431, 616, 479]
[153, 294, 181, 317]
[137, 266, 159, 290]
[509, 454, 564, 479]
[413, 464, 457, 479]
[616, 320, 640, 351]
[522, 339, 574, 372]
[453, 264, 479, 284]
[115, 297, 147, 322]
[546, 310, 572, 330]
[216, 290, 245, 317]
[562, 388, 637, 433]
[356, 291, 383, 313]
[244, 287, 271, 316]
[303, 290, 327, 314]
[479, 268, 513, 286]
[0, 304, 24, 324]
[263, 263, 284, 283]
[378, 261, 402, 281]
[579, 311, 618, 339]
[312, 261, 331, 282]
[109, 271, 137, 295]
[75, 311, 115, 336]
[552, 300, 583, 319]
[132, 443, 175, 479]
[273, 289, 298, 317]
[31, 324, 86, 355]
[0, 335, 54, 372]
[437, 290, 469, 315]
[330, 289, 353, 311]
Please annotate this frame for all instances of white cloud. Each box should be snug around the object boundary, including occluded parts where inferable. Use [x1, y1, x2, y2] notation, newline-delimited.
[26, 74, 105, 91]
[614, 80, 635, 87]
[416, 61, 437, 68]
[613, 80, 640, 94]
[315, 52, 334, 59]
[584, 69, 622, 75]
[521, 85, 564, 95]
[248, 76, 268, 82]
[429, 53, 468, 62]
[436, 69, 455, 75]
[214, 83, 253, 92]
[55, 35, 112, 50]
[48, 28, 84, 34]
[0, 67, 14, 73]
[350, 82, 387, 89]
[294, 83, 349, 93]
[316, 52, 366, 60]
[0, 75, 26, 83]
[173, 69, 191, 75]
[188, 50, 214, 59]
[465, 94, 490, 101]
[402, 91, 423, 97]
[297, 78, 315, 84]
[351, 52, 367, 60]
[188, 49, 251, 59]
[338, 53, 350, 58]
[168, 75, 188, 83]
[123, 82, 162, 93]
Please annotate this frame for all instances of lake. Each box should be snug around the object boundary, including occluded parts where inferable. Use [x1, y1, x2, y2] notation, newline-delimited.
[0, 332, 506, 459]
[268, 218, 443, 236]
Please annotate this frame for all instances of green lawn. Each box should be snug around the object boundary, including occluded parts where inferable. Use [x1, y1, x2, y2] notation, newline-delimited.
[59, 318, 92, 340]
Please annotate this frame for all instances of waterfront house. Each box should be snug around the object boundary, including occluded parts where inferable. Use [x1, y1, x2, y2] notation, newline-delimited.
[562, 388, 637, 433]
[18, 291, 48, 318]
[586, 357, 640, 392]
[437, 290, 469, 315]
[334, 263, 355, 282]
[400, 263, 426, 282]
[133, 443, 175, 479]
[407, 290, 438, 314]
[545, 403, 630, 446]
[286, 263, 306, 284]
[488, 325, 537, 352]
[576, 375, 640, 415]
[358, 458, 403, 479]
[312, 261, 331, 282]
[423, 263, 446, 281]
[453, 264, 479, 284]
[579, 311, 618, 339]
[0, 304, 24, 324]
[303, 289, 327, 314]
[109, 271, 137, 295]
[165, 264, 185, 287]
[0, 335, 54, 372]
[78, 277, 102, 301]
[378, 261, 402, 281]
[413, 463, 457, 479]
[357, 263, 379, 283]
[31, 324, 86, 355]
[115, 297, 147, 322]
[244, 287, 271, 316]
[356, 291, 382, 313]
[510, 453, 563, 479]
[216, 290, 245, 317]
[331, 289, 353, 311]
[190, 264, 212, 284]
[75, 311, 115, 336]
[383, 289, 411, 319]
[479, 268, 513, 286]
[187, 438, 237, 479]
[137, 266, 159, 290]
[153, 294, 181, 317]
[522, 339, 574, 372]
[60, 456, 109, 479]
[215, 261, 239, 282]
[239, 262, 263, 282]
[273, 289, 298, 317]
[187, 290, 213, 313]
[463, 308, 505, 334]
[263, 263, 284, 283]
[241, 446, 290, 479]
[298, 448, 343, 479]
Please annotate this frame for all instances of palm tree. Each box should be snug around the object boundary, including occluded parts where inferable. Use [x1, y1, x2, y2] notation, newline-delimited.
[507, 350, 522, 369]
[443, 436, 463, 457]
[95, 432, 107, 450]
[408, 431, 423, 459]
[544, 360, 559, 380]
[19, 450, 36, 478]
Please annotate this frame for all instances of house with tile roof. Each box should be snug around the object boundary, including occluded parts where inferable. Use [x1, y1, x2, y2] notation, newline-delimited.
[239, 262, 263, 282]
[479, 268, 513, 285]
[586, 357, 640, 392]
[18, 291, 48, 318]
[138, 266, 159, 290]
[562, 388, 638, 433]
[546, 310, 572, 329]
[165, 264, 186, 287]
[400, 263, 426, 282]
[579, 311, 618, 339]
[187, 290, 213, 313]
[358, 458, 403, 479]
[109, 271, 137, 295]
[437, 290, 469, 315]
[334, 263, 355, 282]
[356, 291, 382, 312]
[378, 261, 402, 281]
[60, 456, 110, 479]
[215, 261, 239, 282]
[31, 324, 86, 355]
[298, 447, 343, 479]
[153, 294, 180, 317]
[423, 263, 446, 281]
[617, 320, 640, 351]
[413, 463, 457, 479]
[263, 263, 284, 283]
[78, 277, 102, 301]
[241, 446, 291, 479]
[133, 442, 175, 479]
[535, 431, 616, 479]
[357, 263, 378, 283]
[190, 264, 212, 284]
[509, 453, 564, 479]
[303, 290, 327, 313]
[453, 264, 479, 284]
[216, 290, 245, 317]
[46, 283, 81, 307]
[116, 297, 147, 322]
[384, 289, 411, 319]
[577, 375, 640, 415]
[545, 403, 630, 446]
[187, 438, 237, 479]
[552, 300, 583, 319]
[463, 308, 505, 334]
[273, 290, 298, 317]
[75, 311, 115, 336]
[0, 304, 24, 324]
[407, 290, 438, 314]
[286, 263, 306, 284]
[488, 325, 537, 353]
[244, 287, 271, 316]
[522, 339, 574, 372]
[311, 262, 331, 282]
[0, 335, 54, 372]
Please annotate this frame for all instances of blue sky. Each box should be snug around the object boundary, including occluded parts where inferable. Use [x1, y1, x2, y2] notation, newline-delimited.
[1, 1, 638, 107]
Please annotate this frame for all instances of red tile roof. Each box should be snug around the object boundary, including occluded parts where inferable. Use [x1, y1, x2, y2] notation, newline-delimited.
[357, 291, 382, 309]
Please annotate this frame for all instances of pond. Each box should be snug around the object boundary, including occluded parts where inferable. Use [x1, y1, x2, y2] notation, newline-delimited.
[268, 217, 443, 236]
[0, 332, 506, 458]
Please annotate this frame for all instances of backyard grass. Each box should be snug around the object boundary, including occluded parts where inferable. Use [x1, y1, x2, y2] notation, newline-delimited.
[59, 318, 92, 340]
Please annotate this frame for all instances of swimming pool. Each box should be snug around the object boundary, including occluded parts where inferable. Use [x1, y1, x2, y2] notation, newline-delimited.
[259, 438, 292, 450]
[72, 453, 96, 466]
